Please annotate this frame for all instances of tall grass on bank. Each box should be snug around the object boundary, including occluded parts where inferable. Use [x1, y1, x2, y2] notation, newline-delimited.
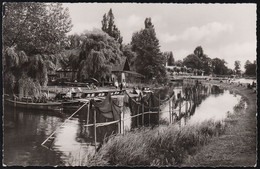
[84, 120, 226, 166]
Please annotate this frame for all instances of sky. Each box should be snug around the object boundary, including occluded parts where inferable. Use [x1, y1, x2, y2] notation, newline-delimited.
[63, 3, 256, 70]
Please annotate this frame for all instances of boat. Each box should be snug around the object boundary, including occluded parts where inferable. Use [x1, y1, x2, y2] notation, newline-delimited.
[4, 97, 63, 111]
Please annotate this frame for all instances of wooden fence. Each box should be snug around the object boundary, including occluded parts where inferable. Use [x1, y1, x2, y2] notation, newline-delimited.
[41, 92, 190, 152]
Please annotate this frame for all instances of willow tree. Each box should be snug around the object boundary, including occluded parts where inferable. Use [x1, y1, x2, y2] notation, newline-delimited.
[77, 30, 122, 82]
[3, 2, 72, 55]
[3, 2, 72, 95]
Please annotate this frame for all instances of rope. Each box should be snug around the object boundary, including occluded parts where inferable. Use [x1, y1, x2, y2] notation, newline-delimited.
[41, 101, 89, 147]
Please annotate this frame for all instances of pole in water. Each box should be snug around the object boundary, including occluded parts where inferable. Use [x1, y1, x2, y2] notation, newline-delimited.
[148, 98, 151, 126]
[169, 99, 171, 124]
[94, 109, 97, 153]
[137, 105, 139, 127]
[122, 107, 125, 135]
[142, 103, 144, 126]
[158, 93, 160, 126]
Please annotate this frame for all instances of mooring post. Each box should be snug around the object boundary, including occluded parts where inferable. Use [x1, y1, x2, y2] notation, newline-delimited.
[169, 99, 171, 124]
[142, 103, 144, 126]
[86, 102, 90, 130]
[158, 94, 160, 126]
[136, 105, 139, 127]
[148, 98, 151, 126]
[118, 113, 121, 134]
[94, 108, 97, 153]
[122, 107, 125, 135]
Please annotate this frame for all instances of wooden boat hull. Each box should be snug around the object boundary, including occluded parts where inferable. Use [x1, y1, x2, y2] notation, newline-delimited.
[4, 99, 62, 111]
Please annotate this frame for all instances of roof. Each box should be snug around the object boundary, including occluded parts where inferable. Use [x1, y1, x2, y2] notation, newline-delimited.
[123, 71, 145, 78]
[112, 57, 130, 72]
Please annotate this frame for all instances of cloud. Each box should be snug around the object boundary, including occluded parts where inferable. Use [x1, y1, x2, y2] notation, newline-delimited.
[68, 22, 100, 35]
[160, 22, 233, 43]
[207, 41, 256, 69]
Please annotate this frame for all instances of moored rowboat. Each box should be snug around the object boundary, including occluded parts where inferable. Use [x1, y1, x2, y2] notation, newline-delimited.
[4, 98, 63, 111]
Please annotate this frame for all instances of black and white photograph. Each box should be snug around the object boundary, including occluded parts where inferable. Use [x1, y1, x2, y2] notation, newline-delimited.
[2, 2, 257, 166]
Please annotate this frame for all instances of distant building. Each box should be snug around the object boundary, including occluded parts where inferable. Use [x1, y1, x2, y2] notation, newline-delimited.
[56, 67, 78, 82]
[111, 57, 144, 85]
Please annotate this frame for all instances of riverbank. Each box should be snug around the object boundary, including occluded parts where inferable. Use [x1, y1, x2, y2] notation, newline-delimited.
[80, 79, 257, 166]
[181, 80, 257, 166]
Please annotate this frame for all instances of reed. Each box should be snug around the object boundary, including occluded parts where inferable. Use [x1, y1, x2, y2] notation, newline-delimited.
[82, 120, 226, 166]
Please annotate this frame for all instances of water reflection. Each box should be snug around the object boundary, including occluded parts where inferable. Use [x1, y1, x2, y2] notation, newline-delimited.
[3, 83, 242, 166]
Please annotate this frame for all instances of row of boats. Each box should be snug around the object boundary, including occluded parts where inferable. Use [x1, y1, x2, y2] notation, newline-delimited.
[4, 89, 126, 112]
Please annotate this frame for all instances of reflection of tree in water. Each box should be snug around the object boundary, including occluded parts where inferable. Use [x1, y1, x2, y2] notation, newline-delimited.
[181, 84, 224, 122]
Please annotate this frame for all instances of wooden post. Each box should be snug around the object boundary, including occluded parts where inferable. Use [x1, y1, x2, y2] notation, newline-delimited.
[148, 98, 151, 126]
[142, 103, 144, 126]
[122, 107, 125, 135]
[94, 109, 97, 153]
[169, 99, 171, 124]
[118, 114, 121, 134]
[14, 97, 16, 107]
[158, 94, 160, 126]
[185, 100, 188, 114]
[137, 105, 139, 127]
[86, 102, 90, 130]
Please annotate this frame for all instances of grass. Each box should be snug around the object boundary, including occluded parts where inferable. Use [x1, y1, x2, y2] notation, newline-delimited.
[82, 120, 226, 166]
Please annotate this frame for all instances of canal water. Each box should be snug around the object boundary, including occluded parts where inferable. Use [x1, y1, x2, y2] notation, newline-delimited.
[3, 84, 244, 166]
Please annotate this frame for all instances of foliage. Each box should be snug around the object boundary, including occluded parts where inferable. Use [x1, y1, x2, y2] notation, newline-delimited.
[122, 44, 137, 69]
[234, 60, 241, 75]
[183, 46, 212, 75]
[211, 58, 229, 75]
[75, 31, 123, 82]
[175, 60, 183, 67]
[3, 2, 72, 55]
[183, 54, 202, 70]
[164, 51, 174, 66]
[86, 120, 226, 166]
[101, 9, 123, 44]
[131, 17, 166, 82]
[244, 60, 256, 76]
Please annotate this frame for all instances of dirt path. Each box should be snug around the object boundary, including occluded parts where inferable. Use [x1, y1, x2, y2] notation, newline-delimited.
[182, 80, 257, 166]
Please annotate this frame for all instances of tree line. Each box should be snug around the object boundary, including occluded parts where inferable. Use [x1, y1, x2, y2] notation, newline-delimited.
[3, 3, 256, 96]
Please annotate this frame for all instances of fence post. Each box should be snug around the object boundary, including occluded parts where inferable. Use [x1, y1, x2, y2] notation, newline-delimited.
[169, 99, 171, 124]
[158, 94, 160, 126]
[94, 109, 97, 153]
[118, 114, 121, 134]
[137, 105, 139, 127]
[142, 103, 144, 126]
[122, 107, 125, 135]
[86, 102, 90, 130]
[148, 98, 151, 126]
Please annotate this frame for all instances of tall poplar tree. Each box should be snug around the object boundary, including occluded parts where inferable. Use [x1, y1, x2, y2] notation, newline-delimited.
[101, 9, 123, 44]
[131, 18, 166, 82]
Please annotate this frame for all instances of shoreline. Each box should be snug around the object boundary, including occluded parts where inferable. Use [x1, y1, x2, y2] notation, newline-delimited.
[181, 80, 257, 166]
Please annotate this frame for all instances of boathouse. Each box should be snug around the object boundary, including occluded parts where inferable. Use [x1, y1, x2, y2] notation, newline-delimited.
[111, 57, 144, 86]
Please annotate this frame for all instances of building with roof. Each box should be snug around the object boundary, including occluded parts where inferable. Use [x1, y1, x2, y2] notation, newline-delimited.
[111, 57, 145, 85]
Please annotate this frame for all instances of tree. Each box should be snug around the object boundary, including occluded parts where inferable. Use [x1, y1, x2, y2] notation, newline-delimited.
[122, 44, 137, 69]
[76, 31, 123, 82]
[194, 46, 204, 59]
[3, 2, 72, 55]
[211, 58, 229, 75]
[131, 17, 166, 82]
[163, 51, 174, 66]
[175, 60, 183, 67]
[244, 60, 256, 76]
[183, 54, 202, 69]
[234, 60, 241, 75]
[101, 8, 123, 44]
